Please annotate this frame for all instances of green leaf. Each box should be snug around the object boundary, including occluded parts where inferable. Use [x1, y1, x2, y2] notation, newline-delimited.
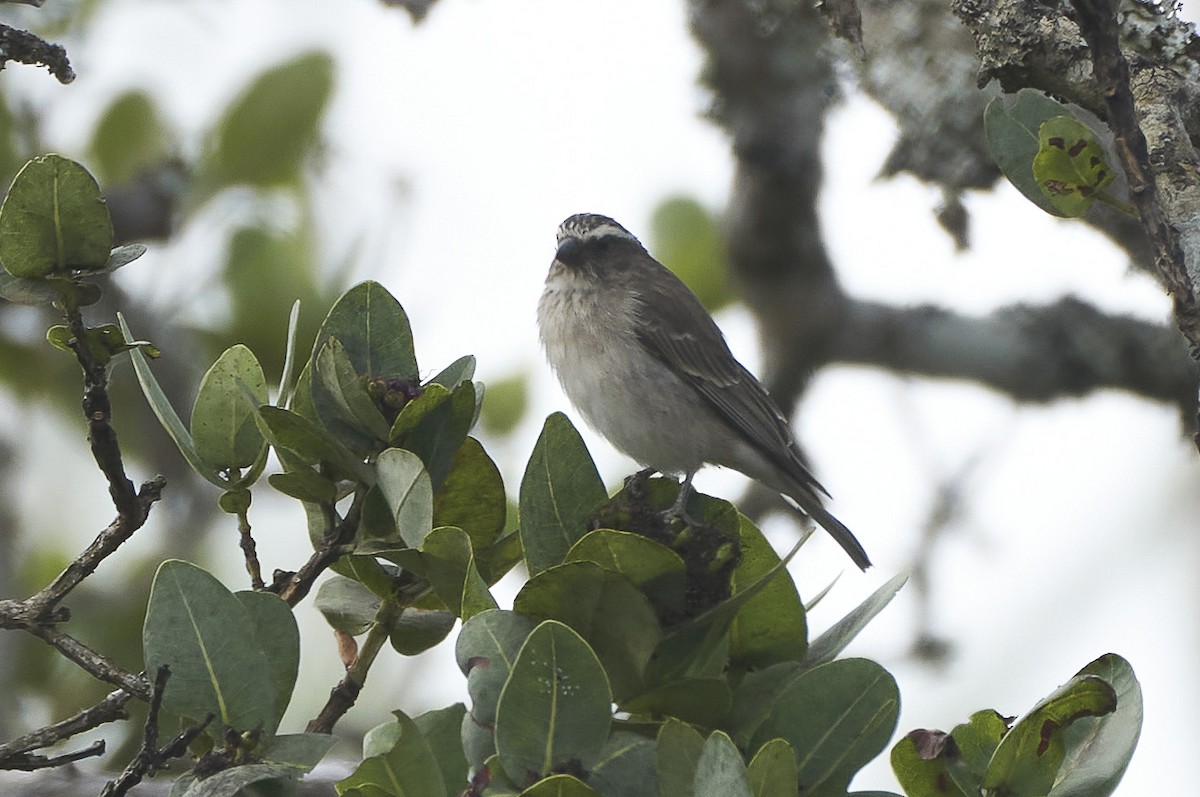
[119, 313, 225, 487]
[403, 380, 477, 486]
[429, 354, 476, 389]
[315, 336, 392, 443]
[650, 196, 731, 313]
[207, 51, 335, 188]
[142, 560, 280, 735]
[746, 739, 798, 797]
[235, 590, 299, 721]
[256, 405, 372, 483]
[803, 571, 907, 669]
[277, 299, 303, 409]
[389, 607, 456, 655]
[433, 436, 507, 549]
[1055, 653, 1142, 797]
[414, 704, 470, 795]
[890, 729, 971, 797]
[1032, 115, 1117, 217]
[336, 710, 447, 797]
[984, 90, 1105, 218]
[495, 621, 613, 782]
[191, 344, 269, 470]
[0, 272, 63, 304]
[315, 575, 381, 636]
[89, 91, 168, 184]
[729, 515, 806, 670]
[948, 710, 1010, 795]
[418, 526, 498, 619]
[514, 561, 661, 701]
[479, 371, 529, 436]
[982, 673, 1118, 796]
[622, 678, 731, 727]
[588, 731, 658, 797]
[100, 243, 147, 273]
[748, 658, 899, 794]
[179, 764, 306, 797]
[694, 731, 751, 797]
[0, 154, 113, 277]
[519, 413, 607, 575]
[457, 610, 538, 768]
[268, 469, 337, 503]
[565, 530, 687, 621]
[311, 279, 419, 387]
[519, 776, 601, 796]
[377, 448, 434, 549]
[657, 718, 705, 797]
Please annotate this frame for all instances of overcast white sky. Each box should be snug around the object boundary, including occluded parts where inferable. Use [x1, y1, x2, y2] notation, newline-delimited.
[5, 0, 1198, 791]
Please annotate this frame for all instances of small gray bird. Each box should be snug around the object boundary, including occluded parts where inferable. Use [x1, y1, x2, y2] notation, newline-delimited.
[537, 212, 871, 571]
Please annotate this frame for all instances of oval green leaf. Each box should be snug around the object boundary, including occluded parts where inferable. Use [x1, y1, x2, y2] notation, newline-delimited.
[565, 529, 687, 621]
[377, 447, 434, 548]
[433, 436, 506, 549]
[1055, 653, 1142, 797]
[694, 731, 751, 797]
[746, 738, 798, 797]
[729, 515, 806, 670]
[519, 413, 607, 575]
[657, 718, 705, 797]
[336, 710, 447, 797]
[514, 561, 661, 701]
[208, 51, 334, 188]
[191, 344, 269, 470]
[1032, 115, 1116, 218]
[0, 154, 113, 277]
[750, 658, 900, 794]
[982, 672, 1118, 796]
[495, 620, 613, 782]
[236, 590, 300, 723]
[142, 560, 279, 735]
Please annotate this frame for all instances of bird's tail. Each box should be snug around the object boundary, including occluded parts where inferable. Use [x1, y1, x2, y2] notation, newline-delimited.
[784, 486, 872, 571]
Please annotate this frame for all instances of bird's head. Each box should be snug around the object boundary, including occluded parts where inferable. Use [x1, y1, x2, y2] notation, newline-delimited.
[553, 213, 648, 277]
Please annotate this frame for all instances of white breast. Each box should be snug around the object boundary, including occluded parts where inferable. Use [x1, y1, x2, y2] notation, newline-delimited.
[537, 266, 722, 474]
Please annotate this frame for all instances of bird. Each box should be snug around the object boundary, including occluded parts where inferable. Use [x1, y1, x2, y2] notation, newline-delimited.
[537, 212, 871, 571]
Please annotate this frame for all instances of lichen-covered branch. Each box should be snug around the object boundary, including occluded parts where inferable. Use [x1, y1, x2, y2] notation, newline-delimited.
[953, 0, 1200, 351]
[688, 0, 1198, 432]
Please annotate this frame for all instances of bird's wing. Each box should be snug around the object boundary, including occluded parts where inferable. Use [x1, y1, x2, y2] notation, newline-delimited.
[631, 263, 829, 497]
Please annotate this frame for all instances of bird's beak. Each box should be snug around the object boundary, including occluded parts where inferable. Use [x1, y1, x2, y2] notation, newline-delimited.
[554, 237, 583, 268]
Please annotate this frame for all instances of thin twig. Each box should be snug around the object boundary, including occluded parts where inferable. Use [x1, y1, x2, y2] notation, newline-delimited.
[235, 505, 265, 590]
[101, 666, 213, 797]
[276, 492, 365, 607]
[0, 689, 132, 770]
[305, 598, 402, 734]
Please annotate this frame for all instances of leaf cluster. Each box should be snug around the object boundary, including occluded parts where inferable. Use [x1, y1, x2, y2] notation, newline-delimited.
[0, 154, 1144, 797]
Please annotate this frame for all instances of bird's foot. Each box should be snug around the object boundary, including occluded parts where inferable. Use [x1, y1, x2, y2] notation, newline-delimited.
[660, 474, 703, 529]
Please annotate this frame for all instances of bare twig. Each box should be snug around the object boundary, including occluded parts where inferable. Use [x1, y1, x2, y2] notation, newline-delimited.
[275, 492, 365, 607]
[235, 506, 266, 590]
[0, 689, 132, 771]
[306, 590, 415, 734]
[101, 667, 212, 797]
[0, 23, 74, 83]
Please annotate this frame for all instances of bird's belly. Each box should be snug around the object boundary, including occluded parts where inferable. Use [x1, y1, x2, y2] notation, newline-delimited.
[554, 338, 717, 475]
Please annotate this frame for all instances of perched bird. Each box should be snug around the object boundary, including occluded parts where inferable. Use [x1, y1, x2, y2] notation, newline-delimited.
[537, 212, 871, 570]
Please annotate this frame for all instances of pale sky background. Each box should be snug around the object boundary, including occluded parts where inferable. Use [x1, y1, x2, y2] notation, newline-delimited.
[3, 0, 1197, 791]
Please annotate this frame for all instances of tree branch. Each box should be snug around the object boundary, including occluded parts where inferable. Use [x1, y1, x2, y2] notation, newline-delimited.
[953, 0, 1200, 353]
[831, 296, 1197, 418]
[0, 690, 131, 771]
